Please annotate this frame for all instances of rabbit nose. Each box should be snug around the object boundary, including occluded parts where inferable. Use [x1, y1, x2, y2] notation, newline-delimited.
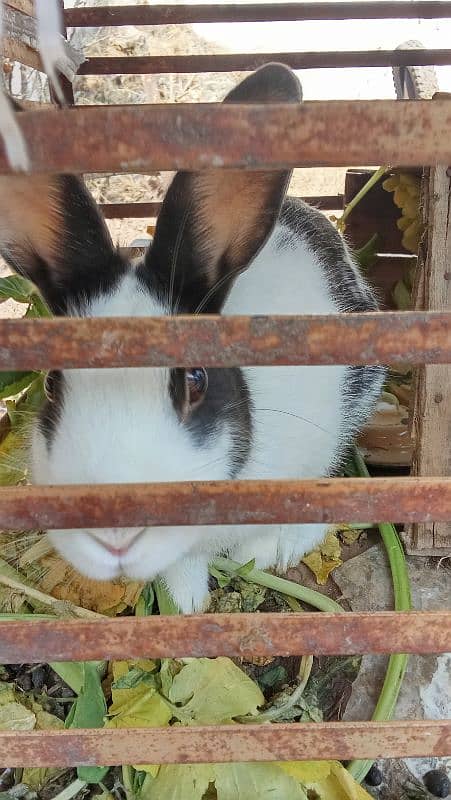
[89, 528, 145, 557]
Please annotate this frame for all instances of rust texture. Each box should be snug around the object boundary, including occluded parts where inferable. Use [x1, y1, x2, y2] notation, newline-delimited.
[2, 312, 451, 370]
[0, 721, 450, 767]
[0, 612, 449, 664]
[2, 477, 451, 530]
[78, 50, 451, 76]
[99, 195, 342, 218]
[64, 2, 451, 26]
[0, 101, 450, 174]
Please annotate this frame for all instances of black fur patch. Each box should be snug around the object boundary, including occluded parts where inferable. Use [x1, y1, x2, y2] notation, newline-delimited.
[170, 367, 253, 477]
[39, 370, 65, 449]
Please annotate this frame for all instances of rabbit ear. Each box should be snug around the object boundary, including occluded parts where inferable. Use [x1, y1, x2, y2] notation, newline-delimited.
[146, 64, 302, 313]
[0, 105, 122, 314]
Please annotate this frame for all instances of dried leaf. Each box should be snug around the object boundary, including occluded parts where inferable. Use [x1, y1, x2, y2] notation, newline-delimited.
[0, 702, 36, 731]
[38, 554, 143, 614]
[302, 531, 342, 585]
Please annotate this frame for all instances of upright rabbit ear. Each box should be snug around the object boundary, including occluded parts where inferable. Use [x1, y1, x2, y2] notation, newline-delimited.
[0, 109, 123, 314]
[146, 63, 302, 313]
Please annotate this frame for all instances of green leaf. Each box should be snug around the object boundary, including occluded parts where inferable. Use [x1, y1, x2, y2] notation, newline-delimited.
[236, 558, 256, 577]
[0, 371, 38, 399]
[168, 657, 264, 724]
[112, 666, 158, 691]
[0, 275, 35, 303]
[64, 663, 108, 784]
[392, 279, 411, 310]
[135, 583, 155, 616]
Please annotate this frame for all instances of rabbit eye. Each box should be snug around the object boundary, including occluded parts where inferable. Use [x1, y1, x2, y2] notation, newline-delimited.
[186, 368, 208, 406]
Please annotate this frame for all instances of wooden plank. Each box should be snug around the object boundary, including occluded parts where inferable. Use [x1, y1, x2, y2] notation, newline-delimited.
[1, 721, 450, 766]
[1, 312, 451, 370]
[0, 611, 449, 663]
[77, 50, 451, 76]
[2, 477, 451, 530]
[64, 3, 451, 26]
[0, 100, 451, 173]
[99, 195, 343, 219]
[407, 164, 451, 554]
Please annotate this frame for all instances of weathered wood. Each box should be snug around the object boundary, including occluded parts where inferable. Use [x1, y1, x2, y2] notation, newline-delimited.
[2, 478, 451, 530]
[1, 721, 450, 766]
[0, 611, 449, 663]
[77, 50, 451, 75]
[64, 3, 451, 26]
[407, 165, 451, 553]
[99, 195, 343, 219]
[1, 101, 451, 174]
[1, 312, 451, 370]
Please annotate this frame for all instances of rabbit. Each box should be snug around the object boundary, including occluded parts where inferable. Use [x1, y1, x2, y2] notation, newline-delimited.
[0, 64, 385, 613]
[0, 0, 83, 170]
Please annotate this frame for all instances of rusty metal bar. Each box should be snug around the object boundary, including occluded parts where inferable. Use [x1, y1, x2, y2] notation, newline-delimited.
[1, 312, 451, 370]
[1, 721, 450, 766]
[99, 195, 343, 218]
[1, 612, 449, 663]
[2, 477, 451, 529]
[0, 101, 450, 173]
[77, 50, 451, 75]
[64, 2, 451, 26]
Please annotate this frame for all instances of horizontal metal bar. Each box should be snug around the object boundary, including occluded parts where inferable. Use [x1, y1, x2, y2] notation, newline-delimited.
[1, 721, 450, 766]
[1, 612, 449, 663]
[64, 2, 451, 26]
[77, 50, 451, 75]
[99, 195, 343, 218]
[0, 100, 449, 173]
[2, 478, 451, 529]
[2, 312, 451, 370]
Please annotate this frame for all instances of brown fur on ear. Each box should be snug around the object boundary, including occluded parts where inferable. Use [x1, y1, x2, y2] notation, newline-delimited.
[0, 173, 123, 314]
[0, 175, 64, 270]
[147, 64, 302, 313]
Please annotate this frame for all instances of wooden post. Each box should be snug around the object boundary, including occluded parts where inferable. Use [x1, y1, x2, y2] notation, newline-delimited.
[406, 162, 451, 554]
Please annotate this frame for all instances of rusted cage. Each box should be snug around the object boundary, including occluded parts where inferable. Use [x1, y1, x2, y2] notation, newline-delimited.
[1, 0, 451, 773]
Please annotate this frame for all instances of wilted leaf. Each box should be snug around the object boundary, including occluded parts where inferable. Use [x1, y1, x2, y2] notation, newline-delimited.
[0, 702, 36, 731]
[145, 763, 308, 800]
[168, 657, 264, 724]
[279, 760, 373, 799]
[107, 660, 172, 775]
[302, 531, 342, 585]
[143, 764, 213, 800]
[38, 554, 143, 614]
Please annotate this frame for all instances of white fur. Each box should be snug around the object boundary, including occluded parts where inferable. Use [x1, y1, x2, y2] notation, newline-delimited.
[31, 223, 383, 612]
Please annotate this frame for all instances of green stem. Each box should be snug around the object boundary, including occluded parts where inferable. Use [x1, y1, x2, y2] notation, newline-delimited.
[211, 558, 344, 613]
[347, 448, 411, 783]
[122, 765, 136, 800]
[338, 166, 389, 231]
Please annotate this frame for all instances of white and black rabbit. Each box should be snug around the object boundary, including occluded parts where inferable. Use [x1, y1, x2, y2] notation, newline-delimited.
[0, 64, 385, 612]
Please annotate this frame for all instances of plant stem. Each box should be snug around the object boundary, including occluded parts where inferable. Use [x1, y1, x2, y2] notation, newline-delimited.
[0, 574, 104, 619]
[122, 765, 136, 800]
[337, 165, 389, 231]
[212, 558, 344, 613]
[51, 779, 87, 800]
[347, 448, 411, 783]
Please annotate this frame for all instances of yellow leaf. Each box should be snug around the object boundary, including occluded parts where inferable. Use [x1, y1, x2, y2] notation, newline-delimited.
[302, 531, 342, 585]
[106, 660, 171, 774]
[278, 760, 374, 799]
[168, 657, 264, 724]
